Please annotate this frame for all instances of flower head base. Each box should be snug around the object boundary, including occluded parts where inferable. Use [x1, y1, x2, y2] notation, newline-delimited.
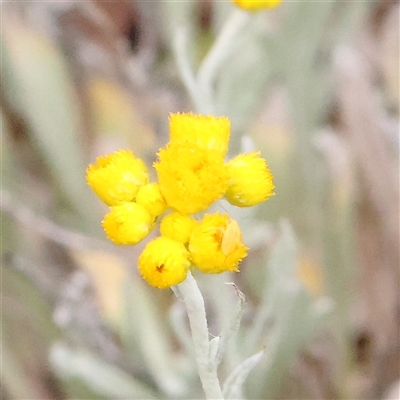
[138, 237, 191, 288]
[232, 0, 281, 11]
[86, 150, 149, 206]
[102, 202, 154, 245]
[136, 182, 168, 218]
[160, 212, 197, 244]
[225, 152, 275, 207]
[155, 142, 229, 214]
[169, 112, 231, 157]
[189, 213, 248, 274]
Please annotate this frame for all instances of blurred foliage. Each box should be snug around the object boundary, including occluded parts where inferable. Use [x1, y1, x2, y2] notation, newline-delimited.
[1, 1, 399, 399]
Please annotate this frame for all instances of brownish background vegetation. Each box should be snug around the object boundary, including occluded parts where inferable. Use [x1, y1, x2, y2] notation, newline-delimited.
[1, 1, 399, 399]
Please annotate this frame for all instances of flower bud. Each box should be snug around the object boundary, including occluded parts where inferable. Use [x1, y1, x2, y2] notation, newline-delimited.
[189, 213, 248, 274]
[225, 152, 275, 207]
[86, 150, 148, 206]
[139, 237, 191, 288]
[102, 202, 153, 245]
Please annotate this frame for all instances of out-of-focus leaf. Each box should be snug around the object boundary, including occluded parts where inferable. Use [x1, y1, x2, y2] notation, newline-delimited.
[88, 78, 154, 156]
[197, 8, 251, 115]
[1, 345, 41, 399]
[1, 23, 96, 225]
[50, 342, 158, 399]
[1, 119, 14, 185]
[248, 288, 333, 398]
[2, 261, 60, 399]
[381, 5, 399, 109]
[1, 123, 19, 253]
[169, 301, 194, 359]
[212, 0, 235, 34]
[244, 220, 298, 353]
[173, 27, 202, 113]
[211, 283, 246, 368]
[296, 251, 325, 298]
[250, 117, 300, 226]
[159, 0, 196, 44]
[223, 350, 264, 400]
[69, 250, 126, 327]
[244, 221, 333, 398]
[215, 17, 274, 149]
[122, 277, 187, 398]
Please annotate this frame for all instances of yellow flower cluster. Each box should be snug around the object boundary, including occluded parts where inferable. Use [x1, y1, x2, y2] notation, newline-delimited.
[86, 112, 274, 288]
[232, 0, 281, 11]
[86, 150, 167, 245]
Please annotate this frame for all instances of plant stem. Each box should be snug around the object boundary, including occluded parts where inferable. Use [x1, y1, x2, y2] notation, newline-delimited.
[173, 28, 203, 113]
[197, 8, 251, 112]
[173, 272, 223, 399]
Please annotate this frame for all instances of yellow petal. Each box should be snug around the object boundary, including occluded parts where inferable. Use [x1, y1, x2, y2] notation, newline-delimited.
[169, 112, 230, 157]
[155, 142, 229, 214]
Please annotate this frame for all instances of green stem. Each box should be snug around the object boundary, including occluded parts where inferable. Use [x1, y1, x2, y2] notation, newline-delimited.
[173, 272, 223, 399]
[173, 28, 203, 112]
[197, 8, 251, 114]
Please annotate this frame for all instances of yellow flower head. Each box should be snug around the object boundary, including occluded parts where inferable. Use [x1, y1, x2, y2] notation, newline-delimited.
[138, 237, 191, 288]
[136, 182, 168, 218]
[232, 0, 281, 11]
[160, 212, 198, 244]
[169, 112, 231, 157]
[86, 150, 149, 206]
[189, 213, 248, 274]
[154, 142, 229, 214]
[102, 202, 154, 245]
[225, 152, 275, 207]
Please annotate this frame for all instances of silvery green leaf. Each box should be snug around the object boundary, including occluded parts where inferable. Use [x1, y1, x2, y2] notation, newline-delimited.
[209, 336, 220, 364]
[211, 283, 246, 367]
[1, 29, 96, 226]
[121, 278, 186, 398]
[169, 301, 194, 359]
[245, 220, 298, 354]
[247, 285, 333, 398]
[242, 219, 333, 398]
[222, 350, 264, 400]
[50, 342, 158, 399]
[172, 27, 201, 112]
[215, 14, 274, 145]
[159, 0, 196, 43]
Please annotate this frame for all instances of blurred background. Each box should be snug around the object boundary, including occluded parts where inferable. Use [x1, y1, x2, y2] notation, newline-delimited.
[1, 1, 399, 399]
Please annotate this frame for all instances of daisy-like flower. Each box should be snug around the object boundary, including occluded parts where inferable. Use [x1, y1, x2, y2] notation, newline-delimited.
[86, 150, 149, 206]
[154, 142, 229, 214]
[136, 182, 168, 218]
[225, 152, 275, 207]
[102, 202, 154, 245]
[232, 0, 281, 11]
[138, 236, 191, 288]
[169, 112, 231, 157]
[189, 213, 248, 274]
[160, 212, 198, 244]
